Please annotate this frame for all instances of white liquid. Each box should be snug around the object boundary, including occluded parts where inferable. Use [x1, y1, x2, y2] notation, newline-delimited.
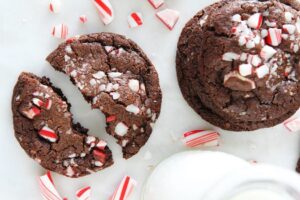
[229, 189, 294, 200]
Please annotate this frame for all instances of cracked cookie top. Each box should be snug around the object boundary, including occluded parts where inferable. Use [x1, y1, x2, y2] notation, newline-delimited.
[12, 72, 113, 178]
[47, 33, 162, 158]
[177, 0, 300, 131]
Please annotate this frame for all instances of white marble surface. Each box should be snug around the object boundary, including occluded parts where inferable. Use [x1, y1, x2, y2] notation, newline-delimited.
[0, 0, 300, 199]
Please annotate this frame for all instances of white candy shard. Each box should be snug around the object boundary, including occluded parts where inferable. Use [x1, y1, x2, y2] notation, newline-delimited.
[49, 0, 61, 13]
[222, 52, 240, 61]
[260, 45, 277, 61]
[239, 64, 253, 76]
[255, 64, 269, 78]
[93, 71, 106, 79]
[51, 24, 68, 39]
[115, 122, 128, 136]
[285, 12, 294, 23]
[232, 14, 241, 22]
[128, 79, 139, 92]
[247, 13, 263, 29]
[126, 104, 140, 114]
[148, 0, 164, 9]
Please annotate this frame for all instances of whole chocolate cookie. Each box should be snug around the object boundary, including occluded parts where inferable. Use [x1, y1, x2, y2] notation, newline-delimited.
[12, 72, 113, 177]
[47, 33, 162, 158]
[176, 0, 300, 131]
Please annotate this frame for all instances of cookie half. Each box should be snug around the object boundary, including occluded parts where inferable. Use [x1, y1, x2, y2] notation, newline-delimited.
[176, 0, 300, 131]
[12, 72, 113, 177]
[47, 33, 162, 158]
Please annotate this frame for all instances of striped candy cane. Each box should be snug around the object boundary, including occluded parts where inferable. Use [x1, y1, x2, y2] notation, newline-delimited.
[183, 130, 220, 147]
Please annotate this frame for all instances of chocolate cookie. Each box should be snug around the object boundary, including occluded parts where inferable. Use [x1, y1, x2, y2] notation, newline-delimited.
[47, 33, 162, 158]
[176, 0, 300, 131]
[12, 72, 113, 177]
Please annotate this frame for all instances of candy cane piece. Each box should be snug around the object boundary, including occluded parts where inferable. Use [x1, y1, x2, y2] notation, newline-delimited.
[148, 0, 164, 9]
[76, 186, 91, 200]
[22, 107, 41, 119]
[32, 98, 44, 107]
[93, 0, 114, 25]
[247, 13, 263, 29]
[52, 24, 68, 39]
[38, 171, 63, 200]
[128, 12, 143, 28]
[111, 176, 137, 200]
[265, 28, 282, 46]
[183, 130, 220, 147]
[49, 0, 61, 13]
[156, 9, 180, 30]
[39, 126, 58, 142]
[284, 117, 300, 132]
[79, 15, 88, 23]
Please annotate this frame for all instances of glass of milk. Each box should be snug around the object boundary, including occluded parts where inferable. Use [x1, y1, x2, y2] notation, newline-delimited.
[142, 151, 300, 200]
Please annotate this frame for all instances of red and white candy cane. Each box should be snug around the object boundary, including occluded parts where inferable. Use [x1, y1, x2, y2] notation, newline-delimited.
[156, 9, 180, 30]
[49, 0, 61, 13]
[148, 0, 164, 9]
[52, 24, 68, 39]
[284, 117, 300, 132]
[39, 171, 63, 200]
[128, 12, 143, 28]
[110, 176, 137, 200]
[265, 28, 282, 46]
[93, 0, 114, 25]
[183, 130, 220, 147]
[79, 15, 88, 23]
[76, 186, 91, 200]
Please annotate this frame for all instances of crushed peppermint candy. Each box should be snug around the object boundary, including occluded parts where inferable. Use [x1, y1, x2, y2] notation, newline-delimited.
[247, 13, 263, 29]
[22, 106, 41, 119]
[224, 71, 256, 91]
[49, 0, 61, 13]
[265, 28, 282, 46]
[93, 71, 106, 79]
[76, 186, 91, 200]
[52, 24, 68, 39]
[128, 79, 139, 92]
[106, 115, 117, 122]
[222, 52, 240, 61]
[115, 122, 128, 136]
[93, 149, 106, 164]
[183, 130, 220, 147]
[239, 64, 253, 77]
[156, 9, 180, 30]
[128, 12, 143, 28]
[32, 98, 44, 107]
[255, 64, 269, 78]
[148, 0, 164, 9]
[39, 126, 58, 142]
[126, 104, 140, 115]
[79, 15, 88, 23]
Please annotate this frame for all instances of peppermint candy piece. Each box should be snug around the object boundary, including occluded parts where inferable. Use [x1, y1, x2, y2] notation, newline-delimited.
[76, 186, 91, 200]
[93, 149, 106, 164]
[232, 14, 241, 22]
[22, 106, 41, 119]
[148, 0, 164, 9]
[183, 130, 220, 147]
[79, 15, 88, 23]
[32, 98, 44, 107]
[96, 140, 107, 150]
[285, 12, 294, 23]
[222, 52, 240, 61]
[52, 24, 68, 39]
[239, 64, 253, 77]
[156, 9, 180, 30]
[111, 176, 137, 200]
[284, 117, 300, 132]
[128, 12, 143, 28]
[283, 24, 296, 34]
[255, 64, 269, 78]
[265, 28, 282, 46]
[115, 122, 128, 136]
[224, 71, 256, 91]
[38, 171, 63, 200]
[128, 79, 139, 92]
[247, 13, 263, 29]
[107, 115, 117, 122]
[45, 99, 53, 110]
[247, 54, 261, 67]
[126, 104, 140, 115]
[260, 45, 277, 61]
[93, 0, 114, 25]
[39, 126, 58, 142]
[49, 0, 61, 13]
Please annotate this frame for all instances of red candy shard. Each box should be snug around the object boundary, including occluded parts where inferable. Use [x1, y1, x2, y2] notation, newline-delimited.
[183, 130, 220, 147]
[22, 106, 41, 119]
[45, 99, 52, 110]
[93, 149, 106, 163]
[106, 115, 116, 122]
[76, 186, 91, 200]
[39, 171, 63, 200]
[32, 98, 44, 107]
[111, 176, 137, 200]
[128, 12, 143, 28]
[93, 0, 114, 25]
[39, 126, 58, 142]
